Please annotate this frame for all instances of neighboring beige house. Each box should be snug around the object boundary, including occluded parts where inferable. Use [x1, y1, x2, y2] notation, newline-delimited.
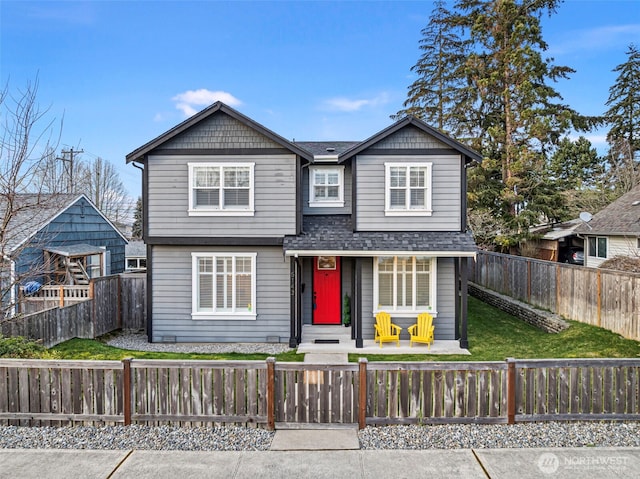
[575, 185, 640, 268]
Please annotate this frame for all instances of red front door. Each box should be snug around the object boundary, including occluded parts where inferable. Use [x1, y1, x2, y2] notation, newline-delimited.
[313, 256, 341, 324]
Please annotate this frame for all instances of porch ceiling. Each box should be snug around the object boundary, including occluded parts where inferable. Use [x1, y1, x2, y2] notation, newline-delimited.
[283, 215, 477, 257]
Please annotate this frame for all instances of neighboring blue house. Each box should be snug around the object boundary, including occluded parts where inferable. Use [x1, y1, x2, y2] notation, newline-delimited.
[1, 194, 128, 314]
[126, 102, 480, 348]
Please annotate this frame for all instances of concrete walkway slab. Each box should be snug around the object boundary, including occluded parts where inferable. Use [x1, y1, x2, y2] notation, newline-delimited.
[304, 353, 349, 363]
[238, 451, 362, 479]
[361, 450, 487, 479]
[474, 447, 640, 479]
[111, 450, 242, 479]
[0, 449, 129, 479]
[271, 428, 360, 450]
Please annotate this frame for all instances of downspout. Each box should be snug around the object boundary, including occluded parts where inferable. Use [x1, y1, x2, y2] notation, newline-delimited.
[131, 160, 152, 342]
[9, 259, 16, 317]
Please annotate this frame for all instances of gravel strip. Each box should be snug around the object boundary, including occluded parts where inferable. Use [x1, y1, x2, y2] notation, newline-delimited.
[105, 332, 292, 355]
[0, 426, 274, 451]
[1, 422, 639, 450]
[359, 422, 640, 449]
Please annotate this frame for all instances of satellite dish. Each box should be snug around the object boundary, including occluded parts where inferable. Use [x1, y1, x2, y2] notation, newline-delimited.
[579, 212, 593, 223]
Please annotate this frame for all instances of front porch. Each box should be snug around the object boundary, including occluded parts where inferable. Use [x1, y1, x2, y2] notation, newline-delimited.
[297, 324, 470, 355]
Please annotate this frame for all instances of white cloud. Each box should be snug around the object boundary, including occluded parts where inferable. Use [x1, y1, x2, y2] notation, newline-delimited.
[171, 89, 242, 117]
[322, 92, 391, 112]
[550, 24, 640, 55]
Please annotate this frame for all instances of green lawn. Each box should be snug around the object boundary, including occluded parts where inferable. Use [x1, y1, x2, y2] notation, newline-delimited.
[51, 296, 640, 362]
[349, 297, 640, 362]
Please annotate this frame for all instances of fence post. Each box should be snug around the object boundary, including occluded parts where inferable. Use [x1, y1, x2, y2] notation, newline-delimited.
[117, 275, 123, 329]
[266, 357, 275, 431]
[59, 285, 64, 308]
[122, 357, 132, 426]
[506, 358, 516, 425]
[597, 269, 602, 327]
[358, 358, 368, 429]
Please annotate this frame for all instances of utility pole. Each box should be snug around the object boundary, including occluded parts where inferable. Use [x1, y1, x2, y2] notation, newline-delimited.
[58, 147, 83, 193]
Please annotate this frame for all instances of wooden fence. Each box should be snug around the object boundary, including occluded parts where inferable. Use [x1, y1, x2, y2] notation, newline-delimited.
[1, 358, 638, 428]
[19, 285, 91, 314]
[1, 274, 146, 348]
[473, 251, 640, 341]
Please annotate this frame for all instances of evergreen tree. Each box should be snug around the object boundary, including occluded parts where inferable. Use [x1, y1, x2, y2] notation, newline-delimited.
[399, 0, 597, 247]
[392, 0, 470, 136]
[604, 44, 640, 163]
[549, 137, 603, 191]
[131, 197, 143, 239]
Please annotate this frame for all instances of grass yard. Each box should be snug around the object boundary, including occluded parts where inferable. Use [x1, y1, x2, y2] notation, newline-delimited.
[350, 297, 640, 362]
[51, 297, 640, 362]
[52, 337, 300, 362]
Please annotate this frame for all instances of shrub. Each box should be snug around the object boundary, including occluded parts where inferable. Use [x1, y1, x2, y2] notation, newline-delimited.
[0, 335, 60, 359]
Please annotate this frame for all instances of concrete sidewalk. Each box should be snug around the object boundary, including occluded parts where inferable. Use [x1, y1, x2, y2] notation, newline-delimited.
[1, 446, 639, 479]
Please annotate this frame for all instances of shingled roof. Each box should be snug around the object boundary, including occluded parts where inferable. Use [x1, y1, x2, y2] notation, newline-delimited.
[574, 185, 640, 236]
[1, 194, 127, 255]
[283, 216, 476, 256]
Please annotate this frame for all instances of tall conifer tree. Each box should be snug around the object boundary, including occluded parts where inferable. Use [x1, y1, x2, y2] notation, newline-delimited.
[393, 0, 470, 136]
[399, 0, 597, 247]
[604, 44, 640, 192]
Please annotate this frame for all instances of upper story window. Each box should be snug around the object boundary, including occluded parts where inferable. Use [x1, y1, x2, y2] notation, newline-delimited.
[309, 166, 344, 207]
[188, 163, 255, 216]
[385, 162, 432, 216]
[588, 236, 607, 259]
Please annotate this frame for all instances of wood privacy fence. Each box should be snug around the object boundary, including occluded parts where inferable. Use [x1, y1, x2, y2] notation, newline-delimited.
[1, 358, 638, 428]
[1, 274, 146, 348]
[472, 251, 640, 341]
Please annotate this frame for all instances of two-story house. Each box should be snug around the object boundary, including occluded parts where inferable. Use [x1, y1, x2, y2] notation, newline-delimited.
[126, 102, 480, 348]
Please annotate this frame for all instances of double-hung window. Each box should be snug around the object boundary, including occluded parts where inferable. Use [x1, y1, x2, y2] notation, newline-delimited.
[385, 163, 432, 216]
[188, 163, 254, 215]
[374, 256, 436, 315]
[588, 236, 607, 259]
[309, 166, 344, 207]
[192, 252, 257, 320]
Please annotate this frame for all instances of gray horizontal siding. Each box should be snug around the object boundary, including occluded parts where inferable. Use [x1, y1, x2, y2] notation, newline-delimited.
[151, 245, 291, 343]
[355, 154, 462, 231]
[302, 165, 352, 215]
[147, 155, 297, 237]
[360, 257, 456, 341]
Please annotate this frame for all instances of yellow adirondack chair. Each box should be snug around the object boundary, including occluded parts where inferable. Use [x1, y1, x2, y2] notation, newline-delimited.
[408, 313, 435, 349]
[374, 311, 402, 347]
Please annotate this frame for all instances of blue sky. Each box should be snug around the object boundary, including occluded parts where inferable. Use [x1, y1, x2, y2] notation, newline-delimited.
[2, 0, 639, 200]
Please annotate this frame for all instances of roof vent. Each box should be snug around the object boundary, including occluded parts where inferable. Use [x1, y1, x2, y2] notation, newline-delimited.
[326, 147, 335, 152]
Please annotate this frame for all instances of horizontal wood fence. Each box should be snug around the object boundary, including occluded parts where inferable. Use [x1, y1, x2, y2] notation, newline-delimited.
[1, 358, 638, 428]
[473, 251, 640, 341]
[2, 274, 146, 348]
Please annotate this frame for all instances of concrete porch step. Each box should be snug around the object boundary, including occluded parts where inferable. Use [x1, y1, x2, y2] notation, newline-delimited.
[301, 325, 351, 344]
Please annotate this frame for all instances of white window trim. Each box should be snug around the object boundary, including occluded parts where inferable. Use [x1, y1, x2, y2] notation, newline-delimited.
[191, 252, 257, 320]
[384, 162, 433, 216]
[372, 255, 437, 317]
[308, 165, 345, 208]
[587, 236, 608, 259]
[188, 162, 255, 216]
